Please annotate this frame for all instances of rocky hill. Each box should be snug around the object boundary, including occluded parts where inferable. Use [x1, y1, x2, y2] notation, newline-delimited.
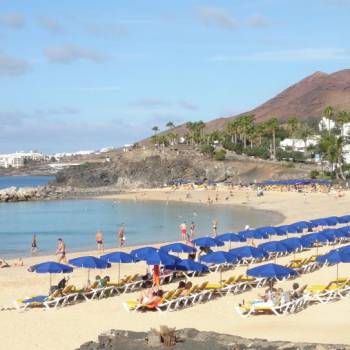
[55, 148, 314, 188]
[142, 69, 350, 141]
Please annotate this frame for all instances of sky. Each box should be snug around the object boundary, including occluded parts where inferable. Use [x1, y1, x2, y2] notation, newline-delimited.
[0, 0, 349, 153]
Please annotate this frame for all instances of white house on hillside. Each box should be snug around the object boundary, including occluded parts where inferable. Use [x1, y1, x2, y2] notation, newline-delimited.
[319, 116, 350, 136]
[279, 136, 320, 152]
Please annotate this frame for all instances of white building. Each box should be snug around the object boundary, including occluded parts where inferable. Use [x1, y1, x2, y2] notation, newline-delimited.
[280, 136, 319, 152]
[0, 151, 45, 168]
[319, 117, 350, 136]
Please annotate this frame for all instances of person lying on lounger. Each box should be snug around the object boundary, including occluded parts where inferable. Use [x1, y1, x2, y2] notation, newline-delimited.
[0, 258, 10, 268]
[138, 280, 159, 304]
[289, 283, 307, 300]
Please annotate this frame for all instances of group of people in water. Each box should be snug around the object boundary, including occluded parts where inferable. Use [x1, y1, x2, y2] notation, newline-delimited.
[179, 219, 218, 241]
[25, 224, 127, 265]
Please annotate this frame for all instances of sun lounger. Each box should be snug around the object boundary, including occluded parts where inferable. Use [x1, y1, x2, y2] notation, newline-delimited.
[14, 290, 67, 310]
[235, 296, 308, 318]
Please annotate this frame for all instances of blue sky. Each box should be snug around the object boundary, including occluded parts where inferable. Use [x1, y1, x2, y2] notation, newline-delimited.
[0, 0, 349, 153]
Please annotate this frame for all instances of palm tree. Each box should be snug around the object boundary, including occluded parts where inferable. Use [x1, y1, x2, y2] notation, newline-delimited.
[286, 116, 299, 150]
[235, 115, 255, 148]
[323, 106, 335, 134]
[152, 126, 159, 135]
[318, 133, 346, 179]
[265, 118, 279, 159]
[226, 119, 239, 144]
[166, 121, 175, 129]
[295, 123, 315, 150]
[336, 111, 350, 136]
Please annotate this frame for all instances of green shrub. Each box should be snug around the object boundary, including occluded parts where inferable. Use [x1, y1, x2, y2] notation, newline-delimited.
[214, 149, 226, 161]
[243, 146, 270, 159]
[309, 170, 320, 179]
[200, 144, 215, 156]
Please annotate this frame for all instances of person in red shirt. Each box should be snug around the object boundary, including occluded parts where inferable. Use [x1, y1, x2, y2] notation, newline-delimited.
[153, 265, 160, 287]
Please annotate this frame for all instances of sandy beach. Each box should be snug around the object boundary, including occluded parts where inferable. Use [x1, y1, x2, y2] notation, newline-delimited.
[2, 187, 350, 350]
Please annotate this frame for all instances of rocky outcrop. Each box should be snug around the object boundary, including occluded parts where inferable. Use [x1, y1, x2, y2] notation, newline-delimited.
[77, 328, 349, 350]
[55, 149, 313, 189]
[0, 185, 76, 202]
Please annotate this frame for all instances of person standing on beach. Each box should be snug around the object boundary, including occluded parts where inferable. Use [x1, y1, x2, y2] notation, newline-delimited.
[179, 221, 187, 241]
[118, 224, 126, 247]
[95, 229, 104, 252]
[31, 234, 38, 254]
[56, 238, 67, 263]
[212, 220, 218, 237]
[190, 221, 195, 241]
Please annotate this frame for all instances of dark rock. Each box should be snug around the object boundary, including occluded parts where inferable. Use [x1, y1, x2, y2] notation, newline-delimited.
[75, 328, 350, 350]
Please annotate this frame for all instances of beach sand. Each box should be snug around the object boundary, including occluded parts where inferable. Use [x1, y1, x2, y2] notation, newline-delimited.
[1, 187, 350, 350]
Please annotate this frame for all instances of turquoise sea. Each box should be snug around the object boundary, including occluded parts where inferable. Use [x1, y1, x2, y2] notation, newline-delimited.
[0, 177, 283, 258]
[0, 175, 54, 189]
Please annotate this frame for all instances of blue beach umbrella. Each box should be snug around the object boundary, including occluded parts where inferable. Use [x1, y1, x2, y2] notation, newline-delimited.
[216, 232, 244, 242]
[69, 256, 110, 282]
[247, 263, 297, 280]
[317, 249, 350, 279]
[280, 237, 304, 251]
[300, 232, 334, 248]
[337, 215, 350, 224]
[200, 251, 238, 264]
[256, 226, 279, 236]
[310, 218, 329, 227]
[238, 229, 268, 240]
[229, 246, 266, 260]
[274, 225, 291, 236]
[160, 242, 196, 254]
[258, 241, 291, 255]
[200, 251, 238, 281]
[100, 251, 134, 282]
[29, 261, 73, 288]
[130, 247, 158, 261]
[323, 216, 339, 226]
[145, 250, 180, 266]
[166, 259, 209, 273]
[216, 232, 244, 249]
[192, 237, 224, 248]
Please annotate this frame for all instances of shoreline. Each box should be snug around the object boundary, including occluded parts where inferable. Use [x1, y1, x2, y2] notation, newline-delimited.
[2, 188, 350, 349]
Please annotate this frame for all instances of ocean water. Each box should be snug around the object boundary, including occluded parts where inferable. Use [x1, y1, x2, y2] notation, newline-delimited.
[0, 176, 55, 189]
[0, 199, 283, 258]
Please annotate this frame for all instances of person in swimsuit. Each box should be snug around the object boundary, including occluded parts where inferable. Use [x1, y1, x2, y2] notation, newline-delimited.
[179, 222, 187, 241]
[31, 234, 38, 254]
[190, 221, 195, 240]
[95, 229, 104, 252]
[56, 238, 67, 263]
[118, 224, 126, 247]
[212, 220, 218, 237]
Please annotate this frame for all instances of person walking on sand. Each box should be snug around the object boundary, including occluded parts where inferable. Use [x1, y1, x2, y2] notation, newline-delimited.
[31, 234, 38, 254]
[212, 220, 218, 237]
[56, 238, 67, 263]
[190, 221, 196, 240]
[118, 224, 126, 248]
[95, 229, 104, 252]
[180, 221, 187, 241]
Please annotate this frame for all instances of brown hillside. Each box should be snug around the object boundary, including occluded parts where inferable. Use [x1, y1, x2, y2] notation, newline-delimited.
[143, 69, 350, 142]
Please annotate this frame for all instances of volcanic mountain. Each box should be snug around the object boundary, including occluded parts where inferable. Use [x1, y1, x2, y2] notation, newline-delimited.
[153, 69, 350, 138]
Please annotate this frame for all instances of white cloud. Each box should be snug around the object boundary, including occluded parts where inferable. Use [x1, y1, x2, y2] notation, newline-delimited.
[38, 17, 64, 34]
[44, 44, 107, 64]
[195, 6, 238, 30]
[0, 53, 31, 76]
[248, 14, 269, 28]
[0, 13, 25, 29]
[87, 22, 128, 37]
